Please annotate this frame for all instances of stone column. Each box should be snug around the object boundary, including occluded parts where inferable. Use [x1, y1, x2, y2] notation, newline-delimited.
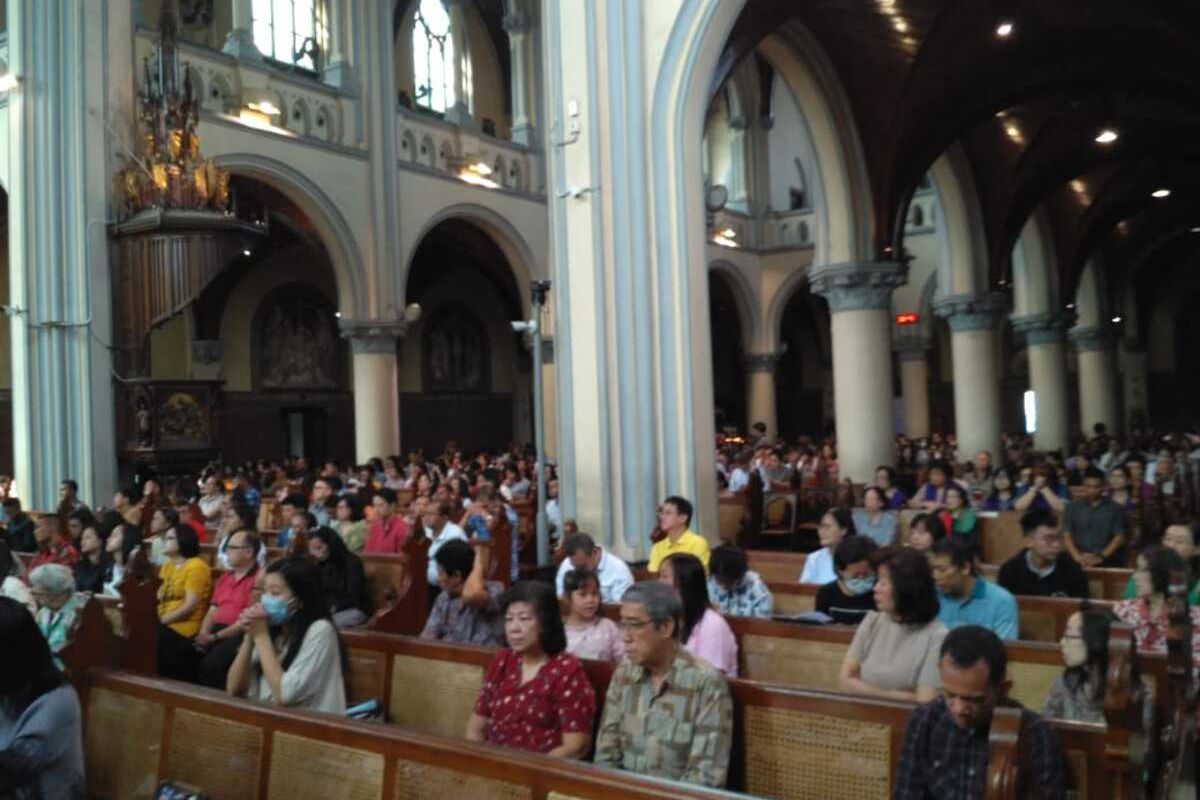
[934, 293, 1007, 462]
[443, 0, 476, 128]
[809, 262, 907, 482]
[504, 5, 537, 146]
[1012, 313, 1072, 455]
[223, 0, 263, 61]
[894, 337, 931, 439]
[8, 0, 117, 508]
[340, 320, 406, 464]
[1070, 326, 1120, 437]
[322, 0, 357, 89]
[742, 352, 780, 441]
[727, 115, 750, 208]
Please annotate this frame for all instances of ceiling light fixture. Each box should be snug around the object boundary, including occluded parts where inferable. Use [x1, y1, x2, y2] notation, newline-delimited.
[1151, 188, 1171, 199]
[1094, 129, 1118, 145]
[1191, 227, 1200, 233]
[1111, 316, 1122, 324]
[720, 228, 738, 239]
[242, 249, 252, 257]
[711, 233, 739, 249]
[247, 100, 281, 116]
[995, 21, 1014, 38]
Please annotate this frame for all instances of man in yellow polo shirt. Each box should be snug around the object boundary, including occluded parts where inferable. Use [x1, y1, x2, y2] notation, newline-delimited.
[648, 496, 711, 572]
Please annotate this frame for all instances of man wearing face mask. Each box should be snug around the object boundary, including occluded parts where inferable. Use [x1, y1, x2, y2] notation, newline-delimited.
[895, 626, 1065, 800]
[815, 536, 878, 625]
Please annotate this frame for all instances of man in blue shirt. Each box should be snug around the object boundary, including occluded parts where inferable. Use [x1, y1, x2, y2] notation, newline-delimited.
[930, 537, 1018, 640]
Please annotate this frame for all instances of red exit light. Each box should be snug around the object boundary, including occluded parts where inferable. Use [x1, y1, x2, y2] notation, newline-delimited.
[895, 313, 920, 325]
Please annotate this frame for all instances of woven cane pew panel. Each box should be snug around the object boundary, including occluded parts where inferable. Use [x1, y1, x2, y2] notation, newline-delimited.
[740, 633, 847, 691]
[394, 759, 530, 800]
[388, 653, 483, 738]
[267, 732, 383, 800]
[85, 686, 165, 800]
[165, 709, 262, 800]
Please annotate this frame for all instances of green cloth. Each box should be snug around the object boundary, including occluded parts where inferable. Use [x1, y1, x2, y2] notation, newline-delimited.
[1122, 574, 1200, 605]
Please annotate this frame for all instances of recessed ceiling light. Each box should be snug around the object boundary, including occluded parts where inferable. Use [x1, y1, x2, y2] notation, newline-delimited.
[1094, 129, 1118, 145]
[995, 21, 1014, 38]
[242, 249, 252, 257]
[1191, 227, 1200, 233]
[1152, 188, 1171, 199]
[1111, 316, 1122, 324]
[1066, 303, 1076, 310]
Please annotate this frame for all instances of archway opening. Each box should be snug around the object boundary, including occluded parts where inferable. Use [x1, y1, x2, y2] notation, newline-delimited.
[709, 271, 747, 433]
[402, 218, 526, 455]
[776, 285, 831, 441]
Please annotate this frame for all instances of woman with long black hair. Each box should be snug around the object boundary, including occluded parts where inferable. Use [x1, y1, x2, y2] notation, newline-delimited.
[226, 558, 346, 714]
[0, 596, 85, 797]
[308, 527, 373, 628]
[659, 553, 738, 677]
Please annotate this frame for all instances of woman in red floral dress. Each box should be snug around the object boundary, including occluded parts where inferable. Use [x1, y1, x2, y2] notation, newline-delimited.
[467, 580, 596, 757]
[1113, 545, 1200, 668]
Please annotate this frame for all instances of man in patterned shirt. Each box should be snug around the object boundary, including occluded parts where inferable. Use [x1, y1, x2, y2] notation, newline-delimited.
[706, 545, 773, 618]
[895, 625, 1065, 800]
[593, 581, 733, 787]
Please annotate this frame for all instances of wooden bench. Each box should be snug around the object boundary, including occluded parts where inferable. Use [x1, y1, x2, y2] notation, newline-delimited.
[80, 669, 752, 800]
[334, 631, 1024, 800]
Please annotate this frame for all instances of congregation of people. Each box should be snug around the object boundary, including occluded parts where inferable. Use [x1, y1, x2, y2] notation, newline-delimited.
[2, 429, 1199, 799]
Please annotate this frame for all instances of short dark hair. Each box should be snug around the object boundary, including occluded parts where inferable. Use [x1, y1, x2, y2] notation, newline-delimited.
[562, 566, 599, 598]
[862, 486, 888, 507]
[115, 487, 135, 502]
[1140, 545, 1187, 598]
[874, 548, 940, 625]
[928, 460, 951, 478]
[500, 581, 567, 655]
[337, 494, 366, 522]
[876, 465, 896, 483]
[931, 536, 976, 572]
[61, 479, 79, 494]
[1082, 466, 1106, 483]
[174, 525, 201, 558]
[709, 545, 748, 585]
[940, 625, 1007, 688]
[663, 495, 693, 526]
[235, 530, 262, 557]
[434, 539, 475, 580]
[373, 488, 398, 506]
[316, 475, 343, 492]
[911, 512, 947, 543]
[834, 535, 877, 572]
[283, 492, 308, 509]
[1, 497, 20, 511]
[1020, 507, 1058, 535]
[562, 533, 597, 557]
[291, 510, 317, 531]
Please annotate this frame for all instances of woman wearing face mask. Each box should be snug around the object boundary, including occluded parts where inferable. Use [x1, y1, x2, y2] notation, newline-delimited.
[226, 558, 346, 714]
[815, 536, 879, 624]
[560, 568, 623, 662]
[1113, 545, 1200, 665]
[467, 581, 596, 757]
[1043, 607, 1116, 722]
[1121, 524, 1200, 605]
[799, 508, 857, 585]
[838, 548, 946, 702]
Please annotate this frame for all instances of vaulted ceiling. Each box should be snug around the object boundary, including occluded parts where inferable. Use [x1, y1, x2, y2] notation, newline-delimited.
[714, 0, 1200, 303]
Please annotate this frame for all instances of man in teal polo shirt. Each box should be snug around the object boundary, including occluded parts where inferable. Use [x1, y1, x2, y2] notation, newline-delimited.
[930, 537, 1018, 640]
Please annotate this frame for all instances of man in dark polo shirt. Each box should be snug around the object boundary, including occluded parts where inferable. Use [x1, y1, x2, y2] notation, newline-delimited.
[997, 508, 1089, 598]
[1063, 467, 1127, 567]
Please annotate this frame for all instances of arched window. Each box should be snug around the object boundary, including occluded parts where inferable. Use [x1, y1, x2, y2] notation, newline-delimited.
[252, 0, 327, 72]
[413, 0, 456, 113]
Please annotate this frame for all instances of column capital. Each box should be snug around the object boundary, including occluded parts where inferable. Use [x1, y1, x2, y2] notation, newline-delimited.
[893, 336, 932, 362]
[932, 292, 1008, 332]
[502, 11, 531, 34]
[808, 261, 908, 312]
[742, 352, 781, 373]
[1068, 325, 1118, 353]
[1011, 311, 1075, 346]
[339, 318, 407, 354]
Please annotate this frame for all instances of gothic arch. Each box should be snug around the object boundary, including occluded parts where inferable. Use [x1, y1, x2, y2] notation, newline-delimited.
[928, 144, 989, 298]
[403, 202, 542, 319]
[708, 259, 761, 350]
[212, 153, 367, 318]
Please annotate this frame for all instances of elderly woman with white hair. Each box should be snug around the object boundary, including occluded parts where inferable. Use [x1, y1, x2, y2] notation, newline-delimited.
[29, 564, 80, 670]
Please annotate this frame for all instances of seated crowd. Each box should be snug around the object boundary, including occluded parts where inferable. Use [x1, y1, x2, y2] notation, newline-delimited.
[3, 429, 1199, 798]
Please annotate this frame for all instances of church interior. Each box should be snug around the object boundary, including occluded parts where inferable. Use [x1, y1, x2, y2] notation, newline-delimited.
[0, 0, 1198, 798]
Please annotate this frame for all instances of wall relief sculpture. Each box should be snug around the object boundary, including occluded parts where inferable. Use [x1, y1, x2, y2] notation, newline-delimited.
[255, 289, 342, 390]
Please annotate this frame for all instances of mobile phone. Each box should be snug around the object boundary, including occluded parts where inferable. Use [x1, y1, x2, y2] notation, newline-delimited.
[467, 514, 491, 541]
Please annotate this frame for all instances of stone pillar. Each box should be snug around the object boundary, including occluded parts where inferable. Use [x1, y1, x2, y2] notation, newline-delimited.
[727, 115, 750, 208]
[8, 0, 118, 508]
[809, 262, 907, 482]
[743, 353, 780, 441]
[1012, 313, 1072, 455]
[1070, 326, 1120, 437]
[322, 0, 357, 89]
[895, 338, 931, 439]
[340, 320, 405, 463]
[504, 6, 537, 146]
[1121, 340, 1150, 429]
[223, 0, 263, 61]
[443, 0, 476, 128]
[544, 0, 719, 558]
[934, 293, 1007, 462]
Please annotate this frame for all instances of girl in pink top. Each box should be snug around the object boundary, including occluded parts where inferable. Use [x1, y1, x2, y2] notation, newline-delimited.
[660, 554, 739, 677]
[561, 568, 624, 662]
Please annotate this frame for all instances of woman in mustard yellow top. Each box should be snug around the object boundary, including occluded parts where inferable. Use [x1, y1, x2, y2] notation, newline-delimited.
[157, 525, 213, 681]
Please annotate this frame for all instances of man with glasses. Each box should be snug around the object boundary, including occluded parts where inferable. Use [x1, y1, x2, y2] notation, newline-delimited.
[194, 530, 261, 688]
[647, 496, 710, 573]
[895, 625, 1065, 800]
[592, 582, 733, 788]
[997, 508, 1089, 598]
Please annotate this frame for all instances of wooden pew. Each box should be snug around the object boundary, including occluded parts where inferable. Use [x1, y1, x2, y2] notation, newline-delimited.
[335, 631, 1024, 800]
[81, 669, 751, 800]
